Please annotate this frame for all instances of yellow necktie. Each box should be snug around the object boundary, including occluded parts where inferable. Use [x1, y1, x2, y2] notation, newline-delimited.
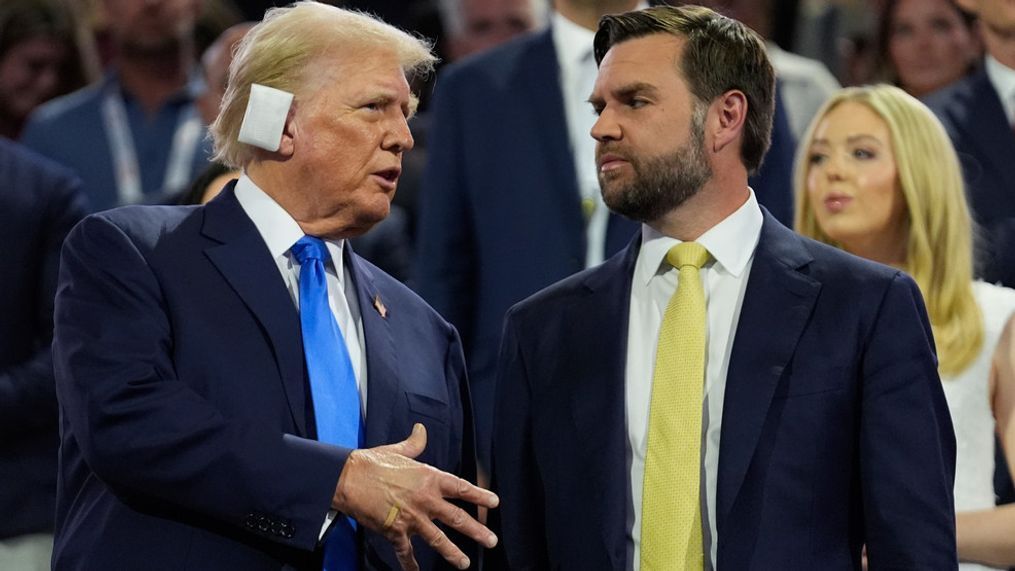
[641, 241, 711, 571]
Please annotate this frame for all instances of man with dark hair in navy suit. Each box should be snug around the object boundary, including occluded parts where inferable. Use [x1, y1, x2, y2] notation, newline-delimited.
[415, 0, 798, 474]
[0, 138, 87, 570]
[925, 0, 1015, 288]
[490, 5, 957, 570]
[51, 3, 497, 570]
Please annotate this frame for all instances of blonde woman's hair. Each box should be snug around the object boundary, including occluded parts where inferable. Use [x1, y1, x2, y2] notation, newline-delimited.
[794, 84, 982, 376]
[210, 1, 437, 168]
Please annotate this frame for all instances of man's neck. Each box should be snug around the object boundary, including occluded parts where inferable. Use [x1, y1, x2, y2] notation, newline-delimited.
[116, 48, 193, 116]
[982, 23, 1015, 70]
[554, 0, 639, 31]
[649, 179, 751, 242]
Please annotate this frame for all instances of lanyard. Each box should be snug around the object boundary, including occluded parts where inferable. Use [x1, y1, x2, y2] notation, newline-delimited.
[101, 86, 203, 205]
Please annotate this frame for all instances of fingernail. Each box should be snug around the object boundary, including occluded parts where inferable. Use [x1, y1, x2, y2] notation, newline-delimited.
[487, 533, 498, 548]
[458, 556, 470, 569]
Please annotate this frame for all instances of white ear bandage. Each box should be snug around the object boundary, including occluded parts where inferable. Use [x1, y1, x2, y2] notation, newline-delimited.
[237, 84, 294, 152]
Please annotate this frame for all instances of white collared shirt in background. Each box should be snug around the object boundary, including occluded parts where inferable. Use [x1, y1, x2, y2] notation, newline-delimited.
[985, 54, 1015, 126]
[625, 189, 764, 571]
[552, 10, 609, 268]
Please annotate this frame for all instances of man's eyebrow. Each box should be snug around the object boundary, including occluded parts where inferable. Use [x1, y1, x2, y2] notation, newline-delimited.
[614, 82, 659, 99]
[587, 81, 660, 106]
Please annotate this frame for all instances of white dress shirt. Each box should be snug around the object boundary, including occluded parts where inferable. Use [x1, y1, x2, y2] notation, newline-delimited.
[625, 190, 763, 570]
[234, 173, 368, 539]
[985, 54, 1015, 126]
[552, 11, 608, 267]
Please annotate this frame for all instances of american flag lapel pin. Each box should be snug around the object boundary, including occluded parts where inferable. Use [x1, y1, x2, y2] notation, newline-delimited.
[373, 294, 388, 319]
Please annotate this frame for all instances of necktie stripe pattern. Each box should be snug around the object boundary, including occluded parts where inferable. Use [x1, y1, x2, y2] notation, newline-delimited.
[291, 236, 361, 571]
[641, 241, 711, 571]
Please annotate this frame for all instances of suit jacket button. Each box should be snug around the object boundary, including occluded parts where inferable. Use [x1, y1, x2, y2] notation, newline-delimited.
[256, 515, 270, 532]
[283, 524, 294, 538]
[244, 513, 258, 529]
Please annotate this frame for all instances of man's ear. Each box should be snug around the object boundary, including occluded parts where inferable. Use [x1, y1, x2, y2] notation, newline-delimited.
[277, 105, 298, 158]
[711, 89, 748, 154]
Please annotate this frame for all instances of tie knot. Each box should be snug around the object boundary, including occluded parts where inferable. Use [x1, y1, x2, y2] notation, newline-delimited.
[666, 241, 711, 271]
[291, 236, 329, 265]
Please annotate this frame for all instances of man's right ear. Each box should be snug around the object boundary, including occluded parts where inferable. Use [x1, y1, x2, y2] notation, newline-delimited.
[277, 105, 297, 158]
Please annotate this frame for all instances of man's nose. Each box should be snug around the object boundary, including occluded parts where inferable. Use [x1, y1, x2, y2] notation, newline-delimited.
[591, 107, 621, 142]
[384, 117, 414, 153]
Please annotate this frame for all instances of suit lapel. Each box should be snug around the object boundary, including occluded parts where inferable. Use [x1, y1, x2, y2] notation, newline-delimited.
[201, 185, 309, 435]
[520, 31, 586, 254]
[345, 249, 400, 449]
[716, 215, 820, 528]
[563, 238, 640, 570]
[949, 70, 1015, 195]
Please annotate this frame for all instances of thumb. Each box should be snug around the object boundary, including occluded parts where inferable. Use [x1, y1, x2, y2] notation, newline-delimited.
[399, 422, 427, 459]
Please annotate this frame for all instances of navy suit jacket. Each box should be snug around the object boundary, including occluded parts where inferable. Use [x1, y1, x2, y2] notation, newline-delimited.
[0, 139, 87, 539]
[414, 29, 639, 467]
[925, 67, 1015, 287]
[489, 212, 957, 570]
[51, 185, 477, 570]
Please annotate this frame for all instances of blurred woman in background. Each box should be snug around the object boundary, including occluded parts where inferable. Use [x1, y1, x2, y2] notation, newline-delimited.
[0, 0, 97, 139]
[796, 84, 1015, 570]
[877, 0, 981, 97]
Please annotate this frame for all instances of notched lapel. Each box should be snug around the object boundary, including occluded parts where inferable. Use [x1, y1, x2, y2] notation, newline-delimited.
[950, 71, 1015, 192]
[346, 251, 401, 449]
[201, 188, 309, 436]
[716, 217, 820, 526]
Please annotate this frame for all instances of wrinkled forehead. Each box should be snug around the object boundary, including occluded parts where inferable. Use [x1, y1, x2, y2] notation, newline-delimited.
[594, 34, 687, 92]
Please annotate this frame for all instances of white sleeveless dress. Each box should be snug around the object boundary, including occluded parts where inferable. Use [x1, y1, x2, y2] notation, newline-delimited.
[940, 281, 1015, 571]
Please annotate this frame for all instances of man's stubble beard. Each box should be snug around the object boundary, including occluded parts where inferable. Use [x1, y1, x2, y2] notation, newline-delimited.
[599, 106, 712, 224]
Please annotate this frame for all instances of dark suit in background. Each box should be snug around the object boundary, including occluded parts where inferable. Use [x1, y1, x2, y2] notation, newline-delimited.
[0, 139, 87, 563]
[925, 67, 1015, 288]
[414, 29, 640, 468]
[490, 215, 957, 570]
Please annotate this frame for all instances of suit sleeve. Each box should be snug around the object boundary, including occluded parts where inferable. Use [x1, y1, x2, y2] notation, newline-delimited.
[860, 272, 958, 569]
[0, 165, 87, 434]
[413, 67, 477, 343]
[487, 308, 549, 570]
[53, 214, 346, 551]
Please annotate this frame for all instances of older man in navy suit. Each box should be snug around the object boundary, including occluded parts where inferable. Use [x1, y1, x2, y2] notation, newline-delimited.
[52, 4, 497, 570]
[490, 6, 957, 570]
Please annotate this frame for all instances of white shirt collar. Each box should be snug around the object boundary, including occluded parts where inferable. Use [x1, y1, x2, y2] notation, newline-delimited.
[233, 173, 346, 275]
[985, 54, 1015, 124]
[636, 188, 763, 286]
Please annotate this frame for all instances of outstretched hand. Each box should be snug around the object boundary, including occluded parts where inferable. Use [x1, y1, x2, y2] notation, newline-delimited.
[332, 423, 499, 570]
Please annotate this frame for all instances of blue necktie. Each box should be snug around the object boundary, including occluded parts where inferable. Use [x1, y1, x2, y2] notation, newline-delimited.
[291, 236, 361, 571]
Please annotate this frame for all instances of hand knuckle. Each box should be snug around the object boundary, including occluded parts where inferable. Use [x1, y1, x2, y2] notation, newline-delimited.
[428, 531, 447, 549]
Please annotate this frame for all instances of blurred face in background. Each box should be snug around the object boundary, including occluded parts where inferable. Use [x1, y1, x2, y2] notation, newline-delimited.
[888, 0, 980, 97]
[102, 0, 200, 56]
[805, 102, 909, 262]
[448, 0, 538, 60]
[958, 0, 1015, 36]
[0, 34, 67, 126]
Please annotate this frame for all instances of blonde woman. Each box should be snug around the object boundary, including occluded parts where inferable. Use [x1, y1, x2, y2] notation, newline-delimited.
[795, 84, 1015, 570]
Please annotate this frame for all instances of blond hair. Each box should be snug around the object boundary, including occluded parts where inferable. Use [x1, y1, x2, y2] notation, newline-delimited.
[794, 84, 982, 376]
[210, 1, 436, 168]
